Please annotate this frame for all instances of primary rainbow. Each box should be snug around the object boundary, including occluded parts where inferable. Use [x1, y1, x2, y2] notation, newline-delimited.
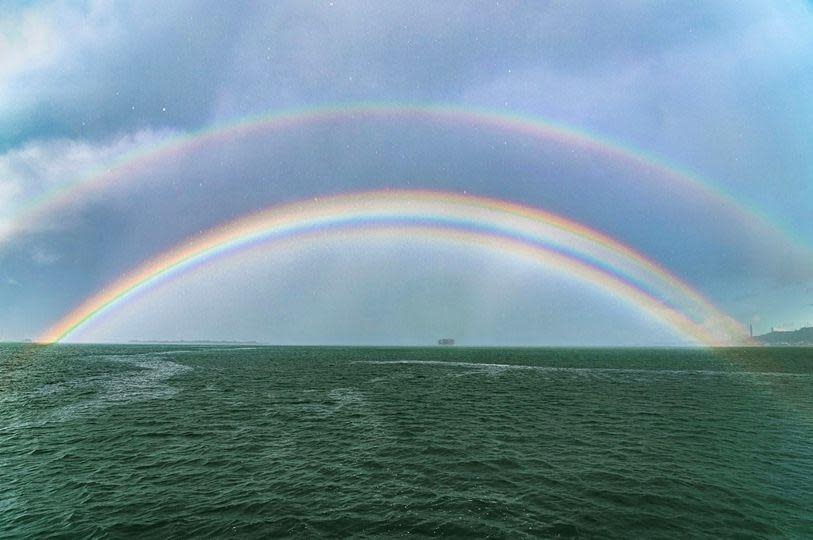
[7, 103, 802, 252]
[38, 190, 752, 346]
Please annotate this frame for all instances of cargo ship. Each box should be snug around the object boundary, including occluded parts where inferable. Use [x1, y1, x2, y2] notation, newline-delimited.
[437, 338, 455, 346]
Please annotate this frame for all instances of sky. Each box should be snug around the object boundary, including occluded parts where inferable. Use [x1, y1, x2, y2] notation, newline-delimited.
[1, 0, 812, 345]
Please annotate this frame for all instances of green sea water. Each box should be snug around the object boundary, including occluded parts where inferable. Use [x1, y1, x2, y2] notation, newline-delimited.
[1, 345, 811, 538]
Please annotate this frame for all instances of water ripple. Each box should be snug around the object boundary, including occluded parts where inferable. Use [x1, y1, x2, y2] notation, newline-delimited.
[1, 345, 811, 537]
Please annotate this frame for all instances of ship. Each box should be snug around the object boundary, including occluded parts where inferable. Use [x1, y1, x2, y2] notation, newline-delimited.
[437, 338, 455, 346]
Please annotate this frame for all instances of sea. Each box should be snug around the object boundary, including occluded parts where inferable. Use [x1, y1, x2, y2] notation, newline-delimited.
[1, 344, 811, 538]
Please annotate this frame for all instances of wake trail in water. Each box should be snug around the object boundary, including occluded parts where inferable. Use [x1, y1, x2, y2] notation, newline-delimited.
[354, 360, 812, 377]
[3, 354, 192, 430]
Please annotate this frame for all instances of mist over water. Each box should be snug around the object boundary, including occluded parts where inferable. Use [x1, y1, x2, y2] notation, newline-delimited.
[1, 344, 811, 537]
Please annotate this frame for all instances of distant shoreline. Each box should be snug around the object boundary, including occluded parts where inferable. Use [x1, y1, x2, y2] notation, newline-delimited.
[755, 326, 813, 347]
[128, 340, 261, 345]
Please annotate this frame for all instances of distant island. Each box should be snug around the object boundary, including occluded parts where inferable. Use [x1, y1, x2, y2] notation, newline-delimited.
[755, 326, 813, 346]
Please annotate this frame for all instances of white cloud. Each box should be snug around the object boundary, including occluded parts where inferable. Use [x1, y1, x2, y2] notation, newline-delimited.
[29, 245, 60, 265]
[1, 1, 246, 143]
[0, 128, 177, 243]
[0, 1, 109, 116]
[0, 5, 60, 77]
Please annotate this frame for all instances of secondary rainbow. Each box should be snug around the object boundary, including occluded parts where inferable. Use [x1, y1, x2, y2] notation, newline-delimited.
[8, 103, 803, 253]
[38, 190, 751, 346]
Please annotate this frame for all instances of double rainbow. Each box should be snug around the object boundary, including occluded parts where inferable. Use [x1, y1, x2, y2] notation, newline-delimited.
[39, 190, 751, 346]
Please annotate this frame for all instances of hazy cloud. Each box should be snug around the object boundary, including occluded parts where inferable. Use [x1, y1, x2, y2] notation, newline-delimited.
[0, 129, 175, 242]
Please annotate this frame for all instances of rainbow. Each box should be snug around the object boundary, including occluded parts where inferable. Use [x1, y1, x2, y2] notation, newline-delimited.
[38, 190, 752, 346]
[7, 103, 803, 252]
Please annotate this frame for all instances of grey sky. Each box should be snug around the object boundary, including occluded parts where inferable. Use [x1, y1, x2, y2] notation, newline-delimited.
[1, 1, 812, 343]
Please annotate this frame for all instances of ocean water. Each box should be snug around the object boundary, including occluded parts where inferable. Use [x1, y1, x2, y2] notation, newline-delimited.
[1, 345, 811, 538]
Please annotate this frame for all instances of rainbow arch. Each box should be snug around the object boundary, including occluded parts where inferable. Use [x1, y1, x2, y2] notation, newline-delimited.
[38, 190, 752, 346]
[8, 103, 801, 252]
